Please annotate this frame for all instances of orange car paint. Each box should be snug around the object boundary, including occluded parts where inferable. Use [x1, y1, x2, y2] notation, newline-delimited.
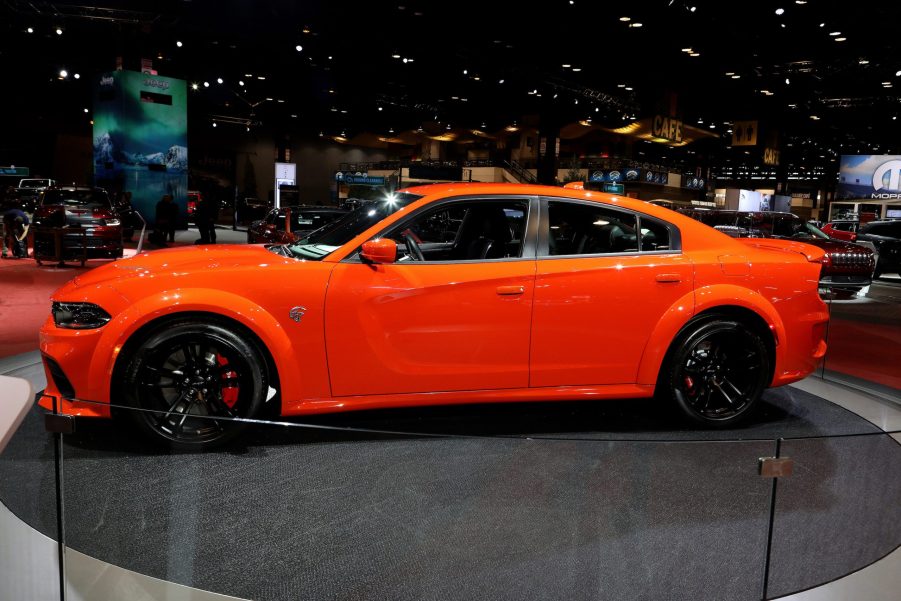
[39, 183, 829, 418]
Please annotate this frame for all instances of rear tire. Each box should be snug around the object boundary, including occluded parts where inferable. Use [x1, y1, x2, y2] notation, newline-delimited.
[121, 319, 267, 450]
[659, 317, 770, 427]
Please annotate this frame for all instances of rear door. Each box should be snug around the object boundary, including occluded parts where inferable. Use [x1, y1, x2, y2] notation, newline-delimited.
[529, 198, 693, 387]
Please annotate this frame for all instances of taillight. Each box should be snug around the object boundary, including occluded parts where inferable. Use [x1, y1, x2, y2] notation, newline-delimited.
[849, 233, 857, 241]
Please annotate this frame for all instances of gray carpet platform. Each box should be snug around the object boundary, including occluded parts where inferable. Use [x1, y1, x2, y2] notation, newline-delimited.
[1, 386, 899, 600]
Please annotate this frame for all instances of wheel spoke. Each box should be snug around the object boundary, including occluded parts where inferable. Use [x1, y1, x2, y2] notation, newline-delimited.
[711, 380, 736, 406]
[722, 377, 745, 400]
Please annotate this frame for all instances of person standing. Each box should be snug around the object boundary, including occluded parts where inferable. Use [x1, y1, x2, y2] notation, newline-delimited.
[153, 194, 178, 245]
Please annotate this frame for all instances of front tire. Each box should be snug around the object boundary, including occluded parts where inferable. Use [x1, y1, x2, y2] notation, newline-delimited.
[121, 320, 267, 450]
[661, 318, 770, 427]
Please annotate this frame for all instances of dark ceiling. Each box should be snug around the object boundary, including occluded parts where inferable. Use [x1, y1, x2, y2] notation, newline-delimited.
[2, 0, 900, 175]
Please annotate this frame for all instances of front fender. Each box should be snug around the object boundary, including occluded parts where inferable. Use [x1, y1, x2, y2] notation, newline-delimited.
[636, 284, 786, 386]
[85, 288, 302, 406]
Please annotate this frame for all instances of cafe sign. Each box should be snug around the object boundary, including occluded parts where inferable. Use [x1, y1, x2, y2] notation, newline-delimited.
[651, 115, 683, 143]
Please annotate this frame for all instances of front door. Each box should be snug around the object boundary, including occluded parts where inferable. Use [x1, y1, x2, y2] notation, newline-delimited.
[324, 197, 537, 397]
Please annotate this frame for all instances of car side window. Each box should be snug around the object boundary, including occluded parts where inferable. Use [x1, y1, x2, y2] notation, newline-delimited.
[386, 199, 529, 262]
[771, 214, 797, 238]
[639, 216, 672, 250]
[265, 210, 278, 226]
[546, 201, 638, 255]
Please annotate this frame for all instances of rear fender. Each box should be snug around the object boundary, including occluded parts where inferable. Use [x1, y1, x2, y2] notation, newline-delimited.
[636, 284, 785, 385]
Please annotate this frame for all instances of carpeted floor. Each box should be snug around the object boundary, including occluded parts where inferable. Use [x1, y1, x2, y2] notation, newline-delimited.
[1, 378, 899, 601]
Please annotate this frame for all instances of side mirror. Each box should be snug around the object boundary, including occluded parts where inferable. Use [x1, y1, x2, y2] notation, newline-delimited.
[360, 238, 397, 264]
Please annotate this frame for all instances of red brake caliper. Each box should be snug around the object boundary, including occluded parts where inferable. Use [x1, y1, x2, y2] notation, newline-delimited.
[217, 354, 239, 407]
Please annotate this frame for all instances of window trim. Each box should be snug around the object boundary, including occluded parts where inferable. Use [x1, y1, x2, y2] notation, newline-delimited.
[342, 194, 540, 264]
[537, 197, 682, 259]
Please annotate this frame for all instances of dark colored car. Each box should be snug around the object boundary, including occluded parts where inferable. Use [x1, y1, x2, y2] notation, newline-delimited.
[247, 205, 348, 243]
[856, 220, 901, 277]
[111, 194, 143, 241]
[680, 209, 876, 294]
[32, 187, 124, 260]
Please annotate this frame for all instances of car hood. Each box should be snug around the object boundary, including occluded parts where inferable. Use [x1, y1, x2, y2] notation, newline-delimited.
[70, 244, 296, 289]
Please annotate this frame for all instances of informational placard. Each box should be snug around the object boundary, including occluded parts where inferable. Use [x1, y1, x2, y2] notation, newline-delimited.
[274, 162, 296, 208]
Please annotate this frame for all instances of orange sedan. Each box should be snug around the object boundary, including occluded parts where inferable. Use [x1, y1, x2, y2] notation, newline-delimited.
[38, 183, 829, 448]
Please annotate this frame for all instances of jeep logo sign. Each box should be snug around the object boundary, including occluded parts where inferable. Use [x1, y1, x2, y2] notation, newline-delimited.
[872, 159, 901, 191]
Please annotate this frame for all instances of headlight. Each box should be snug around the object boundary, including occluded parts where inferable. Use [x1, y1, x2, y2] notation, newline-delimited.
[104, 218, 121, 226]
[52, 302, 112, 329]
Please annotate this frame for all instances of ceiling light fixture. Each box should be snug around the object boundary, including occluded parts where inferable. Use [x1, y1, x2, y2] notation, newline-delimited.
[176, 41, 183, 47]
[257, 75, 266, 80]
[619, 16, 630, 22]
[572, 67, 582, 72]
[775, 8, 785, 15]
[26, 27, 33, 33]
[835, 37, 847, 42]
[55, 27, 63, 35]
[238, 80, 244, 86]
[630, 22, 643, 28]
[191, 83, 199, 90]
[203, 81, 210, 87]
[690, 52, 700, 57]
[217, 77, 223, 84]
[829, 31, 841, 36]
[73, 73, 80, 79]
[295, 44, 303, 51]
[59, 69, 68, 78]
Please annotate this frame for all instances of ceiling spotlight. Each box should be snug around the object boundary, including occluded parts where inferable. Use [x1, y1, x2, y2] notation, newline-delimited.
[378, 106, 383, 111]
[689, 52, 700, 57]
[463, 69, 468, 74]
[402, 58, 408, 63]
[617, 83, 626, 87]
[238, 80, 245, 86]
[572, 67, 582, 72]
[216, 77, 223, 84]
[625, 86, 633, 91]
[731, 74, 740, 79]
[257, 75, 266, 80]
[26, 27, 33, 33]
[810, 115, 820, 120]
[630, 22, 643, 28]
[212, 122, 217, 127]
[796, 0, 806, 4]
[59, 69, 68, 78]
[775, 8, 785, 15]
[829, 31, 841, 36]
[73, 73, 80, 79]
[785, 77, 790, 84]
[246, 127, 250, 132]
[690, 5, 697, 11]
[83, 108, 88, 113]
[203, 81, 210, 87]
[176, 41, 183, 47]
[295, 44, 303, 51]
[498, 79, 505, 84]
[191, 83, 199, 90]
[562, 63, 571, 68]
[619, 16, 630, 22]
[859, 59, 869, 65]
[725, 72, 735, 76]
[835, 37, 847, 42]
[55, 27, 63, 35]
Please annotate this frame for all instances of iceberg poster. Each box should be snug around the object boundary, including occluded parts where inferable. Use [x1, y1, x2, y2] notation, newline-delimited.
[93, 70, 188, 225]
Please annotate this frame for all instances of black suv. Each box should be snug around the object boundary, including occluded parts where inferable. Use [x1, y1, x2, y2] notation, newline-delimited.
[856, 220, 901, 277]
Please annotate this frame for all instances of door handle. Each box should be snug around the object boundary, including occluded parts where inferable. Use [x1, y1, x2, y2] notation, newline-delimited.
[496, 285, 525, 296]
[655, 273, 682, 283]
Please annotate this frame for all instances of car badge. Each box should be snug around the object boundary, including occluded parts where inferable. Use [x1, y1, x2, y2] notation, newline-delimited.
[289, 306, 306, 323]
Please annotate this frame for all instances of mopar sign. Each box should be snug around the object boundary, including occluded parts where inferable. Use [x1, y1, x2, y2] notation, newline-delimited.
[837, 155, 901, 199]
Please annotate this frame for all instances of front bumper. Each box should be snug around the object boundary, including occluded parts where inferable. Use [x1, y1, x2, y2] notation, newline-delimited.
[38, 317, 111, 418]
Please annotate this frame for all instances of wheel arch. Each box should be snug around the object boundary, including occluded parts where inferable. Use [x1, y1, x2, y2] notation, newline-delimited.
[91, 289, 295, 411]
[637, 285, 784, 387]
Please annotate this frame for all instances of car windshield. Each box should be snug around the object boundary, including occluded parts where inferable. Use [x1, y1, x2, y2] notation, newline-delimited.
[284, 192, 421, 260]
[41, 189, 110, 208]
[20, 180, 50, 188]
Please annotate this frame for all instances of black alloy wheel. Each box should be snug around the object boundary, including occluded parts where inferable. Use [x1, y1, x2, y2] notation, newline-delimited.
[665, 318, 770, 426]
[122, 320, 267, 449]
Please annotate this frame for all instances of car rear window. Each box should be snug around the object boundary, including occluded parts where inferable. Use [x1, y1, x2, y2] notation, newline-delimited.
[41, 189, 111, 209]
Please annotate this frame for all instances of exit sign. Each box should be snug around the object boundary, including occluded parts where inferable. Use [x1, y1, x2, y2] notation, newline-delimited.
[0, 166, 29, 176]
